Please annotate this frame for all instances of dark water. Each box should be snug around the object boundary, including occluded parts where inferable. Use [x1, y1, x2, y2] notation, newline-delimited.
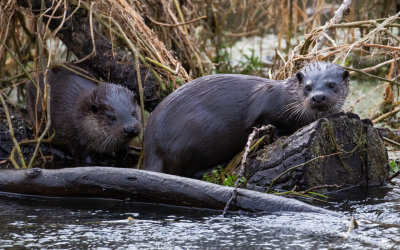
[0, 180, 399, 249]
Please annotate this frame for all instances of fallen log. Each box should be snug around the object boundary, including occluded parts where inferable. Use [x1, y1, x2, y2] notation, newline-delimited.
[0, 167, 337, 215]
[247, 113, 389, 192]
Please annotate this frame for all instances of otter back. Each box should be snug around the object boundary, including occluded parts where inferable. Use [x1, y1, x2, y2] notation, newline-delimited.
[26, 67, 142, 161]
[142, 62, 349, 177]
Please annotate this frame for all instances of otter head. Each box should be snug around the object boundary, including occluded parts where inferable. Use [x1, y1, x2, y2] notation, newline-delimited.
[77, 83, 142, 154]
[296, 62, 349, 114]
[282, 62, 350, 127]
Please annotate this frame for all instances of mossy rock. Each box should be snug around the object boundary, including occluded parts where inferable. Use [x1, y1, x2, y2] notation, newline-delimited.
[247, 113, 388, 192]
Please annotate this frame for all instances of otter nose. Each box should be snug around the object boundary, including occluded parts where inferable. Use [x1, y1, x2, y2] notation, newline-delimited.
[124, 126, 137, 137]
[312, 94, 326, 104]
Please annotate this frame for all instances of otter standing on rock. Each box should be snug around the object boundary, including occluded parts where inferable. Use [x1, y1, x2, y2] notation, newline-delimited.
[142, 62, 349, 177]
[26, 67, 142, 162]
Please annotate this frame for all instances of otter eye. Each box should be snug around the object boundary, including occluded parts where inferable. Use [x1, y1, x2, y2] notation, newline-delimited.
[107, 115, 116, 122]
[305, 85, 312, 91]
[104, 111, 116, 122]
[131, 112, 136, 117]
[327, 82, 335, 89]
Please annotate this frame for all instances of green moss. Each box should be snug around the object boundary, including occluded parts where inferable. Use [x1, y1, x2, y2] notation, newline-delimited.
[389, 161, 399, 176]
[203, 165, 246, 187]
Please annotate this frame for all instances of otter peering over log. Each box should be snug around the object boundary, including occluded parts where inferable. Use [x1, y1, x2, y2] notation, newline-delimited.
[142, 62, 350, 177]
[26, 67, 142, 162]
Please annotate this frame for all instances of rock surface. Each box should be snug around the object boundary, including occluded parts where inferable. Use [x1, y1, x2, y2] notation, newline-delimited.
[247, 113, 388, 192]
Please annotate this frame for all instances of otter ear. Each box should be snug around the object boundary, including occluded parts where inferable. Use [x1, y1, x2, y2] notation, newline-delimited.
[296, 72, 304, 83]
[342, 70, 350, 81]
[90, 104, 98, 113]
[89, 90, 100, 112]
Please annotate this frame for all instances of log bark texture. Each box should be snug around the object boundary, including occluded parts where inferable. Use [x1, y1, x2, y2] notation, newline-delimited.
[247, 113, 389, 192]
[16, 0, 160, 111]
[0, 167, 338, 215]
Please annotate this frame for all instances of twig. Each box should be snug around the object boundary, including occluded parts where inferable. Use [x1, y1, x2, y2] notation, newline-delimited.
[389, 169, 400, 181]
[372, 106, 400, 124]
[312, 0, 353, 52]
[10, 136, 54, 168]
[145, 57, 177, 75]
[328, 18, 400, 28]
[172, 0, 188, 34]
[299, 184, 341, 194]
[0, 72, 28, 82]
[226, 29, 263, 37]
[382, 136, 400, 148]
[59, 64, 103, 84]
[107, 17, 166, 91]
[343, 217, 358, 240]
[146, 15, 206, 27]
[79, 1, 172, 90]
[29, 4, 56, 168]
[34, 0, 49, 136]
[360, 58, 400, 73]
[347, 82, 384, 112]
[74, 1, 96, 64]
[171, 0, 204, 76]
[135, 52, 146, 130]
[341, 65, 400, 86]
[1, 43, 37, 86]
[27, 81, 52, 169]
[275, 49, 287, 65]
[361, 43, 400, 51]
[338, 11, 400, 64]
[322, 32, 337, 47]
[222, 125, 273, 217]
[0, 91, 26, 169]
[134, 50, 146, 170]
[383, 28, 400, 44]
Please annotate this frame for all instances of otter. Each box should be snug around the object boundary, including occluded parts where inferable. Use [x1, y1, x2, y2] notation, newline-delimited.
[26, 67, 142, 162]
[142, 62, 349, 177]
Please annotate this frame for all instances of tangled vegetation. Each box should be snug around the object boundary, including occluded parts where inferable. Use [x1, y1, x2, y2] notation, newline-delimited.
[0, 0, 399, 169]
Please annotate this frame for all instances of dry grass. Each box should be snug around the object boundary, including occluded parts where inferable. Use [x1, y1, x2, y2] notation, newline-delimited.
[78, 0, 191, 83]
[0, 0, 399, 130]
[1, 0, 399, 87]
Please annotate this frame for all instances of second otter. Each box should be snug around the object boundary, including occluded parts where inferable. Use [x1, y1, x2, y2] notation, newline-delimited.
[26, 67, 142, 162]
[142, 62, 349, 177]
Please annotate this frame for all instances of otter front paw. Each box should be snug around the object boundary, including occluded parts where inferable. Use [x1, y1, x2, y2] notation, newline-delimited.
[345, 112, 360, 120]
[361, 118, 373, 126]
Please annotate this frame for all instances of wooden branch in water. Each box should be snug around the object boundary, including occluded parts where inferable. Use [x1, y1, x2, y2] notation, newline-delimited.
[0, 167, 337, 215]
[223, 125, 273, 216]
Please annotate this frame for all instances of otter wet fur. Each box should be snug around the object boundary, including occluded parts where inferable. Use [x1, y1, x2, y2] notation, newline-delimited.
[26, 67, 142, 162]
[142, 62, 349, 177]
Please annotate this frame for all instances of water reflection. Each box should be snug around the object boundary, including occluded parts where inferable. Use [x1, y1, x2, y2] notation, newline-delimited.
[0, 179, 399, 249]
